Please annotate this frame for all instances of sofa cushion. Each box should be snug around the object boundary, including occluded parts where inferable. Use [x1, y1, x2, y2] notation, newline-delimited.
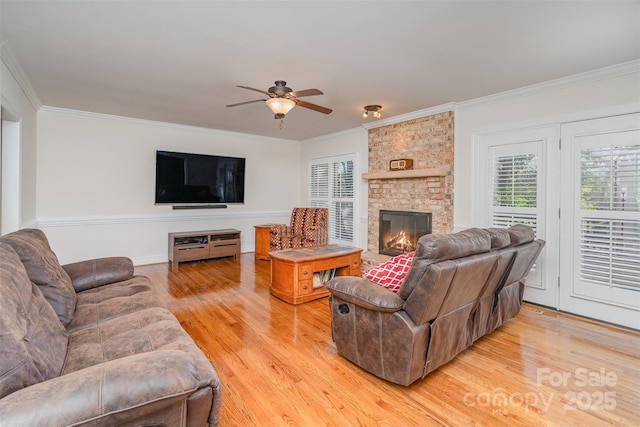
[67, 276, 167, 332]
[363, 252, 415, 293]
[63, 307, 190, 373]
[486, 228, 511, 249]
[63, 307, 221, 427]
[508, 224, 536, 246]
[399, 228, 491, 300]
[416, 228, 491, 262]
[0, 229, 76, 325]
[0, 242, 68, 399]
[63, 307, 220, 393]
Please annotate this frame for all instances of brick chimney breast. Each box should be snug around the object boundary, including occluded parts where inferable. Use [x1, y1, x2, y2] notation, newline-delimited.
[366, 111, 454, 254]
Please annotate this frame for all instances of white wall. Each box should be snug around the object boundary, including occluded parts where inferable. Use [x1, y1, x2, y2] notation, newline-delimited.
[0, 57, 38, 229]
[300, 127, 369, 249]
[454, 66, 640, 230]
[36, 108, 302, 264]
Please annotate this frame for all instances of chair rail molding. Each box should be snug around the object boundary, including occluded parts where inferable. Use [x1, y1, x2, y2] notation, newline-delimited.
[36, 210, 291, 228]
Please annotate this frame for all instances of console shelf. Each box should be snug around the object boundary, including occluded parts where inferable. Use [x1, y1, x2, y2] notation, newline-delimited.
[169, 229, 241, 268]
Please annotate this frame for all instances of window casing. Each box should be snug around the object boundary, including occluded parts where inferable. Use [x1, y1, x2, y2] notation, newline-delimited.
[309, 154, 357, 245]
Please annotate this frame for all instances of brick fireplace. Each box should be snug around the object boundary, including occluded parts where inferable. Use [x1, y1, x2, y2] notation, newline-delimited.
[363, 111, 454, 268]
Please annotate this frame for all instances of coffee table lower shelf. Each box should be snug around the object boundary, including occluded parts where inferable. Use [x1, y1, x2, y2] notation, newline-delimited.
[269, 245, 362, 305]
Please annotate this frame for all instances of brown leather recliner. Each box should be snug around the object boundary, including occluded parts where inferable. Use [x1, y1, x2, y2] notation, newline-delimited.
[0, 229, 221, 426]
[326, 225, 545, 386]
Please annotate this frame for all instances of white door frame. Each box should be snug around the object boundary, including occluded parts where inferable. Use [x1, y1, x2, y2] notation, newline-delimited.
[474, 125, 560, 308]
[559, 113, 640, 330]
[472, 106, 640, 329]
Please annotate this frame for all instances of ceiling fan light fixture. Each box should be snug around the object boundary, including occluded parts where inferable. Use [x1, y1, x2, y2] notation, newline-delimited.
[266, 97, 296, 118]
[362, 104, 382, 119]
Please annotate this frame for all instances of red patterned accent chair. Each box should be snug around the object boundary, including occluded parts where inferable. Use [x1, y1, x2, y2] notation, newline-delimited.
[269, 207, 329, 252]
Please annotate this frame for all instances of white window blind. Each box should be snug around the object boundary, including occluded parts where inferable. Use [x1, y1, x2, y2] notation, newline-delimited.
[490, 150, 542, 285]
[331, 160, 354, 241]
[491, 154, 538, 233]
[579, 143, 640, 291]
[310, 163, 329, 201]
[309, 155, 356, 244]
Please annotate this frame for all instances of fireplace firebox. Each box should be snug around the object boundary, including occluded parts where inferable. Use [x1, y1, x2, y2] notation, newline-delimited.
[379, 210, 432, 256]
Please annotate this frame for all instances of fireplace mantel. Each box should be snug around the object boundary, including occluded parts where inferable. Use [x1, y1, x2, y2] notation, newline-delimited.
[361, 168, 447, 180]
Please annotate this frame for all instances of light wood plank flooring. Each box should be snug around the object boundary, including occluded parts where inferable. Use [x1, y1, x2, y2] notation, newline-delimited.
[136, 254, 639, 426]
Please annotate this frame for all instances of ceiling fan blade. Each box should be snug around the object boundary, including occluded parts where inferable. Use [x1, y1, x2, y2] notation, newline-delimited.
[237, 85, 272, 96]
[225, 99, 266, 107]
[295, 99, 332, 114]
[289, 88, 323, 98]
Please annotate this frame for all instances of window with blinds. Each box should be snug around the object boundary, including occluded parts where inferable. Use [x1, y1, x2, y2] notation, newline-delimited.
[331, 161, 354, 241]
[491, 154, 538, 232]
[579, 143, 640, 291]
[309, 155, 356, 244]
[310, 163, 329, 201]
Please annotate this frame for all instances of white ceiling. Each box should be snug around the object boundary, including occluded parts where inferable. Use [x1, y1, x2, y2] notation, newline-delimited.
[1, 1, 639, 141]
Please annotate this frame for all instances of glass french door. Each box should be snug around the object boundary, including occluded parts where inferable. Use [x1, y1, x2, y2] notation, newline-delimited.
[478, 126, 557, 308]
[559, 113, 640, 330]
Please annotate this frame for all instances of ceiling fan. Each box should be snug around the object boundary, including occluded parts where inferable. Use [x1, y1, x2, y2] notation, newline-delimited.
[226, 80, 332, 119]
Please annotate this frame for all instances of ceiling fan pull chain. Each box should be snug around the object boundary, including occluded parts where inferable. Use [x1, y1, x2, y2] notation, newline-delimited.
[279, 118, 284, 129]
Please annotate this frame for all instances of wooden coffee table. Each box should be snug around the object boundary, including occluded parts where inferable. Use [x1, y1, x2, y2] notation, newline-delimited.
[269, 244, 362, 305]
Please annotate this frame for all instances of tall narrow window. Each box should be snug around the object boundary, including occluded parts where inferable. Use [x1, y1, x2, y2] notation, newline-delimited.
[309, 154, 357, 245]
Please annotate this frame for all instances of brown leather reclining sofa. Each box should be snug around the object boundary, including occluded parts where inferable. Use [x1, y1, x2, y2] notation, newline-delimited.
[0, 229, 221, 426]
[326, 225, 545, 386]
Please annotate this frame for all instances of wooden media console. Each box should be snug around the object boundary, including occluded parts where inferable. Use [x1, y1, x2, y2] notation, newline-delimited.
[169, 229, 241, 268]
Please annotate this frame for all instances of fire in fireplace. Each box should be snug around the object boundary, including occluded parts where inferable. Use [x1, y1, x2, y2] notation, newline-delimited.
[379, 210, 432, 256]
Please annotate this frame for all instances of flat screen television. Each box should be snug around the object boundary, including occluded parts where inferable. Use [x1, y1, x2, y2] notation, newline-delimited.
[155, 150, 245, 205]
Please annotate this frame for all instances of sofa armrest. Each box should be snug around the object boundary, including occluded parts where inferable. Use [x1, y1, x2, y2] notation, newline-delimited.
[0, 350, 206, 426]
[63, 256, 134, 292]
[326, 276, 404, 312]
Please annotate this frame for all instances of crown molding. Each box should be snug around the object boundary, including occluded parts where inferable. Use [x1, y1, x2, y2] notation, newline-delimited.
[360, 61, 639, 129]
[39, 106, 300, 144]
[0, 44, 42, 111]
[361, 103, 456, 130]
[456, 60, 640, 111]
[471, 102, 640, 137]
[302, 125, 366, 143]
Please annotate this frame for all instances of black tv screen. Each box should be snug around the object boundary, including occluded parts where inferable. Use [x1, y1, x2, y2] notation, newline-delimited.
[155, 150, 245, 204]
